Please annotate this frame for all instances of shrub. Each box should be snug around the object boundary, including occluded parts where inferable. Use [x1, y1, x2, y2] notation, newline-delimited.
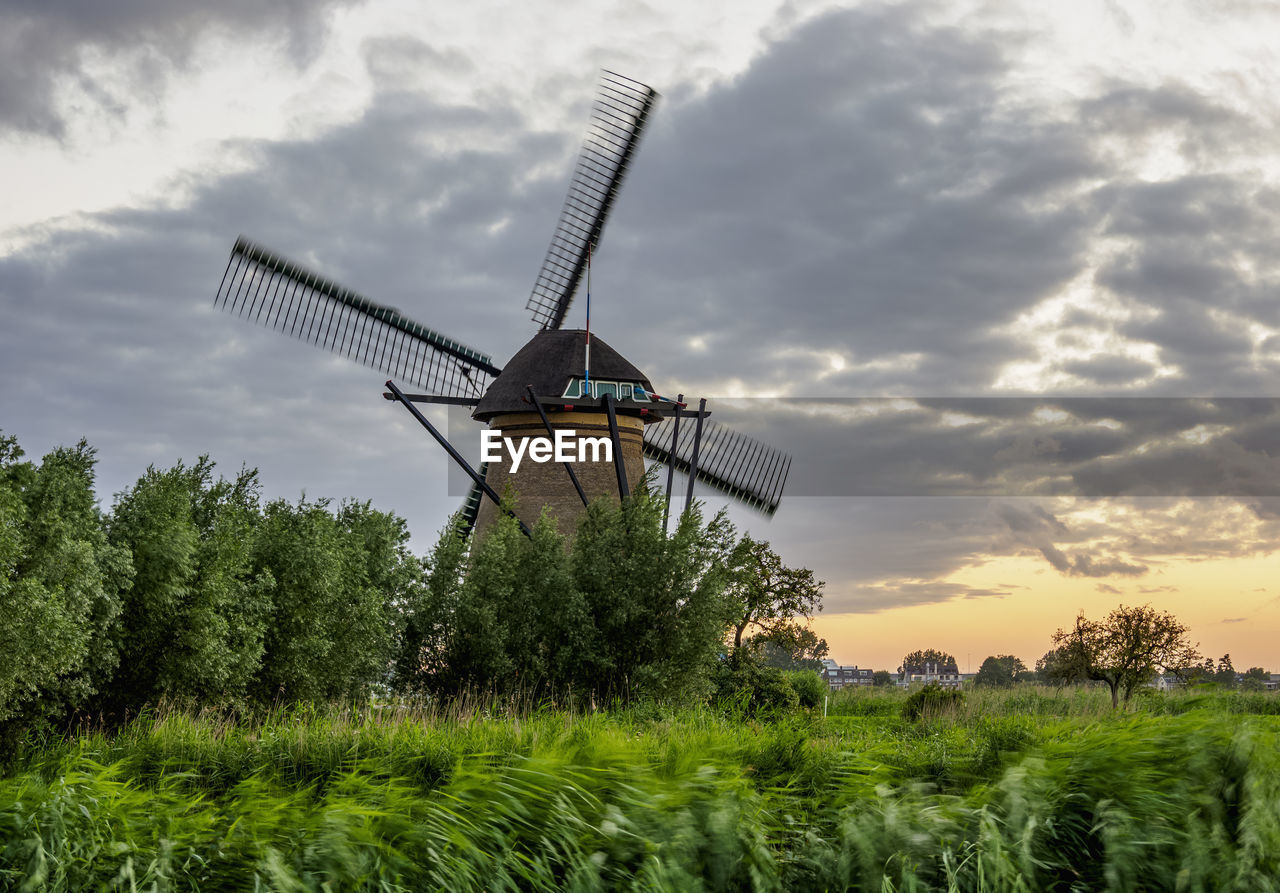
[902, 682, 964, 720]
[784, 670, 826, 709]
[712, 655, 799, 715]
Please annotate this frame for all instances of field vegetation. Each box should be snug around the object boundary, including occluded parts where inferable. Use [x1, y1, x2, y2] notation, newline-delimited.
[1, 688, 1278, 890]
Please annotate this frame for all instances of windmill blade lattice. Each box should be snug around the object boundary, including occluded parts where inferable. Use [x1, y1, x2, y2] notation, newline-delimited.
[643, 418, 791, 516]
[216, 236, 501, 398]
[526, 72, 658, 330]
[458, 462, 489, 535]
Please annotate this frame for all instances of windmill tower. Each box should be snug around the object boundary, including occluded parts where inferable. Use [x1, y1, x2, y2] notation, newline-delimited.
[214, 73, 790, 535]
[470, 329, 666, 533]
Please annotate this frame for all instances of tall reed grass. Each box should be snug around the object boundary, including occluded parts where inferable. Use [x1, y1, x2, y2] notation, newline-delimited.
[1, 689, 1276, 890]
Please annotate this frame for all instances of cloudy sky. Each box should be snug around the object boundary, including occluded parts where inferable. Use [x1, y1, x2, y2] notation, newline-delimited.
[4, 0, 1280, 671]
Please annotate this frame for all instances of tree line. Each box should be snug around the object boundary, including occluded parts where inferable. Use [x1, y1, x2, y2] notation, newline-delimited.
[909, 606, 1271, 708]
[0, 432, 826, 742]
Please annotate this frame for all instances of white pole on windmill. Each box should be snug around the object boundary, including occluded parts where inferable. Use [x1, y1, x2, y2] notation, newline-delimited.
[662, 393, 684, 532]
[683, 398, 707, 516]
[584, 242, 592, 396]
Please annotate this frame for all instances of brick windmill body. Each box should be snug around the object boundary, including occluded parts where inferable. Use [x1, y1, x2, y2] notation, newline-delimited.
[471, 329, 665, 533]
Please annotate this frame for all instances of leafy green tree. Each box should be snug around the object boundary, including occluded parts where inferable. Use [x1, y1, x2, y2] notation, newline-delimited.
[724, 536, 823, 652]
[1052, 604, 1200, 708]
[0, 435, 129, 732]
[396, 489, 737, 704]
[107, 458, 271, 710]
[973, 654, 1028, 687]
[1212, 654, 1237, 688]
[571, 492, 736, 701]
[899, 649, 958, 678]
[743, 622, 829, 670]
[392, 516, 468, 697]
[252, 497, 410, 703]
[872, 670, 894, 686]
[1241, 667, 1269, 692]
[1036, 645, 1089, 686]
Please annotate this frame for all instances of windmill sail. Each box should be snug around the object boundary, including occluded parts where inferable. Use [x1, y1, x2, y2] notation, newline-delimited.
[216, 237, 501, 397]
[643, 419, 791, 516]
[458, 461, 489, 535]
[526, 72, 658, 330]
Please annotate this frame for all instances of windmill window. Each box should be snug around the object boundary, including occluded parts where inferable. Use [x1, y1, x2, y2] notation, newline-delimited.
[562, 379, 582, 398]
[619, 384, 633, 400]
[595, 381, 619, 400]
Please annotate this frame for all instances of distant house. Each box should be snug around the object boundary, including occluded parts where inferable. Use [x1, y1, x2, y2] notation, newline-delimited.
[1151, 674, 1184, 691]
[898, 662, 962, 690]
[820, 659, 874, 690]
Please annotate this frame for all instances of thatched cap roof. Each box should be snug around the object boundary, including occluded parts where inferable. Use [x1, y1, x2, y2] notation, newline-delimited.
[473, 330, 656, 421]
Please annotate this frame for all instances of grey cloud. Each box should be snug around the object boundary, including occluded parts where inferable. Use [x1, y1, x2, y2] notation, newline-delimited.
[694, 397, 1280, 500]
[995, 503, 1067, 535]
[1082, 84, 1247, 162]
[597, 3, 1100, 396]
[1090, 174, 1280, 392]
[994, 502, 1148, 578]
[1051, 550, 1146, 578]
[0, 0, 352, 137]
[1061, 355, 1156, 386]
[839, 581, 1013, 615]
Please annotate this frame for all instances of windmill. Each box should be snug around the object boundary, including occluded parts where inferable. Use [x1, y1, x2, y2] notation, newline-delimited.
[214, 72, 790, 535]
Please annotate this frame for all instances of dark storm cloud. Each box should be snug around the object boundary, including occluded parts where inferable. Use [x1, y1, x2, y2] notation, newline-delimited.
[0, 0, 351, 137]
[7, 0, 1280, 621]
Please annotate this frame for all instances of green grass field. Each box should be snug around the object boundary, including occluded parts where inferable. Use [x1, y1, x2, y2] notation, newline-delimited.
[2, 686, 1278, 891]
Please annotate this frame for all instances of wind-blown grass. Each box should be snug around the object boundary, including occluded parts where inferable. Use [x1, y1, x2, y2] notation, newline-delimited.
[1, 690, 1278, 891]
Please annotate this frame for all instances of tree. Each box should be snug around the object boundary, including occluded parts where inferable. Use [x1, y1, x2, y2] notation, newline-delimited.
[743, 622, 829, 670]
[107, 458, 272, 710]
[0, 436, 130, 734]
[1213, 654, 1237, 688]
[872, 670, 894, 687]
[899, 649, 958, 678]
[251, 496, 412, 703]
[1035, 645, 1089, 686]
[1241, 666, 1269, 692]
[395, 488, 738, 704]
[1052, 604, 1200, 708]
[724, 536, 823, 652]
[973, 654, 1028, 687]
